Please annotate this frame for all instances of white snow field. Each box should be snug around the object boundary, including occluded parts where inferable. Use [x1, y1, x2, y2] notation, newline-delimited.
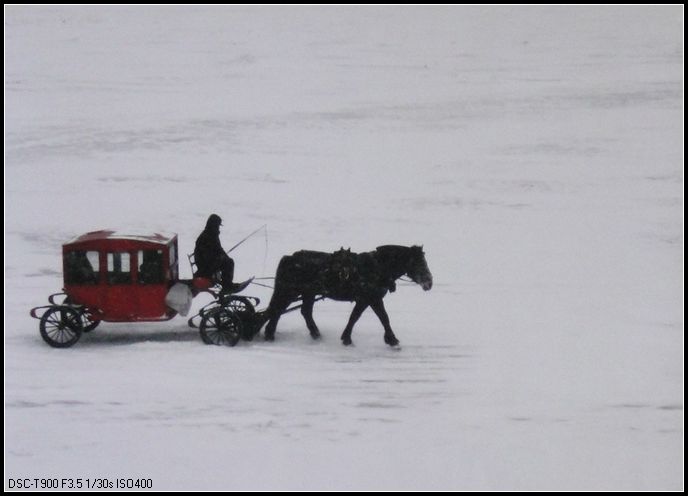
[4, 6, 683, 491]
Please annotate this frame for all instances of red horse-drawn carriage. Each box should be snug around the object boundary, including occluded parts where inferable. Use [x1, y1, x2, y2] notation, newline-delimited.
[30, 229, 434, 349]
[30, 230, 260, 348]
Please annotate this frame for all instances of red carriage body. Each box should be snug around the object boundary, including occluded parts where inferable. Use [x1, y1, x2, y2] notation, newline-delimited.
[61, 230, 180, 322]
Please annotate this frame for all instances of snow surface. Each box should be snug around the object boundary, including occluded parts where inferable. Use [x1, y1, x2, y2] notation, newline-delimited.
[4, 5, 683, 491]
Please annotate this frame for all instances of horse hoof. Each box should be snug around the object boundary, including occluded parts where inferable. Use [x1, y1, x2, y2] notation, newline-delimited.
[341, 337, 353, 346]
[310, 332, 321, 340]
[264, 334, 275, 342]
[385, 336, 399, 346]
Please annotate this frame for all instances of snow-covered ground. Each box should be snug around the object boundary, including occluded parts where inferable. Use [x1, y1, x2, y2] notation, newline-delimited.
[5, 6, 683, 490]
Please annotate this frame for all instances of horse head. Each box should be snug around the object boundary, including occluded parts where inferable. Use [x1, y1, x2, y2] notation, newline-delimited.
[406, 245, 433, 291]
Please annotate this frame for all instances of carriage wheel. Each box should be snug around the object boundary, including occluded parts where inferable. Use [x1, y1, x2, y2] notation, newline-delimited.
[221, 296, 257, 340]
[39, 306, 83, 348]
[63, 296, 99, 332]
[199, 308, 243, 346]
[80, 312, 100, 333]
[219, 295, 256, 314]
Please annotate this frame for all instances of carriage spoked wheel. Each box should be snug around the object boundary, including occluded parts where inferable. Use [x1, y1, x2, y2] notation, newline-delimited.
[79, 312, 100, 333]
[199, 308, 243, 346]
[218, 294, 255, 313]
[63, 297, 99, 333]
[220, 295, 257, 341]
[39, 306, 84, 348]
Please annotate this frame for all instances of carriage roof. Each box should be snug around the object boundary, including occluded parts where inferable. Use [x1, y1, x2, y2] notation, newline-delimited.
[63, 230, 177, 250]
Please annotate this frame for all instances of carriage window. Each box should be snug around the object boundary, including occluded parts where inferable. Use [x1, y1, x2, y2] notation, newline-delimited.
[107, 252, 131, 285]
[65, 250, 99, 285]
[169, 244, 176, 266]
[138, 249, 164, 285]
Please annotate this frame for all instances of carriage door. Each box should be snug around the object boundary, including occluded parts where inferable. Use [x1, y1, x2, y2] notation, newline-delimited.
[136, 248, 168, 319]
[103, 251, 136, 320]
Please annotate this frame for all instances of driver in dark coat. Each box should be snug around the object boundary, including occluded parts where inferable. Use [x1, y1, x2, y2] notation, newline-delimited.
[194, 214, 235, 292]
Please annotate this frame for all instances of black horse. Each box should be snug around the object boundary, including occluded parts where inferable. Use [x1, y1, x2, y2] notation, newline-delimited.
[262, 245, 433, 346]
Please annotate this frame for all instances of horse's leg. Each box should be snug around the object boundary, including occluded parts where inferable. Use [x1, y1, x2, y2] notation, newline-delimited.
[370, 298, 399, 346]
[341, 300, 368, 346]
[264, 295, 290, 341]
[300, 295, 321, 339]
